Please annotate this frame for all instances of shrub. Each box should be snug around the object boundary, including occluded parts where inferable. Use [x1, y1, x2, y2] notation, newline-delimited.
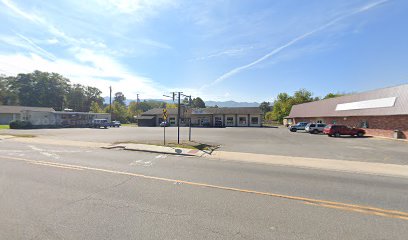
[9, 120, 33, 129]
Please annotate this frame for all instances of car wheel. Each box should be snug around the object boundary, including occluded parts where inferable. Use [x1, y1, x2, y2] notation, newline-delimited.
[334, 132, 340, 137]
[357, 132, 364, 137]
[328, 134, 332, 137]
[312, 129, 319, 134]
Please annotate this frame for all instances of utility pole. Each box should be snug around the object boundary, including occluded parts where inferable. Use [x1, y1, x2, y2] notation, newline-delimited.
[163, 91, 184, 144]
[109, 86, 112, 121]
[177, 92, 181, 144]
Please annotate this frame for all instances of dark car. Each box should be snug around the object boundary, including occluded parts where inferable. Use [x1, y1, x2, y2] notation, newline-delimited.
[91, 119, 109, 129]
[288, 122, 308, 132]
[110, 121, 121, 127]
[323, 124, 366, 137]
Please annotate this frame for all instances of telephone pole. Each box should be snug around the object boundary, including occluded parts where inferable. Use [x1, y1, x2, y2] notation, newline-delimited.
[163, 91, 184, 144]
[109, 86, 112, 121]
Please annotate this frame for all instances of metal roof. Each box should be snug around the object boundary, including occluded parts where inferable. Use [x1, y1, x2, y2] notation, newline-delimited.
[288, 84, 408, 118]
[143, 108, 179, 115]
[0, 105, 55, 114]
[136, 115, 155, 120]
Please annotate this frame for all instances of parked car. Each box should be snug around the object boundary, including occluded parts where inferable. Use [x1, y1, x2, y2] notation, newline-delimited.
[160, 121, 170, 127]
[288, 122, 308, 132]
[91, 119, 109, 129]
[323, 124, 366, 137]
[305, 123, 326, 134]
[110, 121, 121, 127]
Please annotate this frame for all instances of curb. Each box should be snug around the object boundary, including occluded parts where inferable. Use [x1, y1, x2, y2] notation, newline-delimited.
[102, 144, 209, 157]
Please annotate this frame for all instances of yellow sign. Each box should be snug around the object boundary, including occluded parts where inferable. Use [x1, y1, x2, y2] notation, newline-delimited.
[163, 109, 168, 120]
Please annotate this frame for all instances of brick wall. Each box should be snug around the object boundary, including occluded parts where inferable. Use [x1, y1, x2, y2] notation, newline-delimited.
[293, 115, 408, 139]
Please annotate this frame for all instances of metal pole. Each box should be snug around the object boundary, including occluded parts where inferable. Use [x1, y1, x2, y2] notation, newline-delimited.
[164, 125, 166, 145]
[177, 92, 181, 144]
[189, 118, 191, 141]
[109, 86, 112, 121]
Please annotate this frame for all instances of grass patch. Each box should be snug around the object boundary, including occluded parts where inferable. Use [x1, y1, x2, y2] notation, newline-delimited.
[121, 123, 138, 127]
[0, 133, 36, 138]
[0, 125, 10, 130]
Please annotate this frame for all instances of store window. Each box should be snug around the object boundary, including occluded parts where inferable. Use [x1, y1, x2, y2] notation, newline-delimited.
[360, 120, 369, 128]
[226, 117, 234, 125]
[239, 117, 246, 125]
[169, 117, 176, 125]
[251, 117, 259, 124]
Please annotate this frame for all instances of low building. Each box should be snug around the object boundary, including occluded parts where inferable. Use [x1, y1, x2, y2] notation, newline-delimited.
[0, 106, 54, 125]
[0, 105, 110, 127]
[137, 107, 262, 127]
[286, 84, 408, 139]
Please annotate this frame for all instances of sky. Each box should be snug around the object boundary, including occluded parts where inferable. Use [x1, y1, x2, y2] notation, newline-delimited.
[0, 0, 407, 102]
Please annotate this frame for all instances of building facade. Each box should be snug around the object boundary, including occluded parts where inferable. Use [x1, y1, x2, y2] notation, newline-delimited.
[286, 84, 408, 139]
[137, 107, 262, 127]
[0, 106, 110, 127]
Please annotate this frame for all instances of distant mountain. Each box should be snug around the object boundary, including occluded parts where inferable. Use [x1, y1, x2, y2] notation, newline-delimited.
[103, 97, 260, 108]
[205, 101, 260, 108]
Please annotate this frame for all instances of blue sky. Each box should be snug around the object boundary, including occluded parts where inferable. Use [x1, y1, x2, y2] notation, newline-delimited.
[0, 0, 407, 102]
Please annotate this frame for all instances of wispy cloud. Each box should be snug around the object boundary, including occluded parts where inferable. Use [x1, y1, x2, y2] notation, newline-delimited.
[0, 0, 167, 99]
[192, 46, 254, 61]
[202, 0, 390, 89]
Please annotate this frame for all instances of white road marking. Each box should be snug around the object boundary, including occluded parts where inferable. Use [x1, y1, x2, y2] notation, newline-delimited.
[28, 145, 60, 160]
[130, 160, 153, 167]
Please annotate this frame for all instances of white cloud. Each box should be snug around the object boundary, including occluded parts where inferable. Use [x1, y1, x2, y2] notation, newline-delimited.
[0, 52, 164, 99]
[202, 0, 390, 89]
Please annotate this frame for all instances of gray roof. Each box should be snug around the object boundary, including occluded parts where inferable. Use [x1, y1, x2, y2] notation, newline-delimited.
[0, 105, 55, 114]
[142, 107, 261, 116]
[288, 84, 408, 118]
[143, 108, 179, 115]
[136, 115, 155, 120]
[191, 107, 262, 115]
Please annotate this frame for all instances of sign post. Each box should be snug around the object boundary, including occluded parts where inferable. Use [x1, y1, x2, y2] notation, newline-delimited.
[163, 109, 168, 145]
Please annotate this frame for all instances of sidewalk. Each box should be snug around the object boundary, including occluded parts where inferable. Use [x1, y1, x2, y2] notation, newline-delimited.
[207, 151, 408, 179]
[4, 135, 408, 179]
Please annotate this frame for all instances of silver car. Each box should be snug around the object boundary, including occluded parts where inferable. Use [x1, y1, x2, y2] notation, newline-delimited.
[305, 123, 326, 134]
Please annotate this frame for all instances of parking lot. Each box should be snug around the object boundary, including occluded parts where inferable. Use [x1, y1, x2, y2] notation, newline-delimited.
[3, 126, 407, 165]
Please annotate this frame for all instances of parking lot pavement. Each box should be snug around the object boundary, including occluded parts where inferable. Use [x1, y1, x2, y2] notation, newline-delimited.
[2, 126, 408, 165]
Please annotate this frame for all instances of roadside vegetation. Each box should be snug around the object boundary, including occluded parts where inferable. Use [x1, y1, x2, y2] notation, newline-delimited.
[260, 89, 345, 124]
[0, 125, 9, 129]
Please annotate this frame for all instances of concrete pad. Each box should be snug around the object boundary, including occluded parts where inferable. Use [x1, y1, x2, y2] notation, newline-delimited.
[108, 143, 208, 157]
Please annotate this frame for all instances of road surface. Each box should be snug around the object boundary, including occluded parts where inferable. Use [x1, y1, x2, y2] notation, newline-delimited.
[1, 141, 407, 239]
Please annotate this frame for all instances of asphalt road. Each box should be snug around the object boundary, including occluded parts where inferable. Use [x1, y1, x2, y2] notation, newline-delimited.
[1, 141, 408, 239]
[3, 126, 408, 164]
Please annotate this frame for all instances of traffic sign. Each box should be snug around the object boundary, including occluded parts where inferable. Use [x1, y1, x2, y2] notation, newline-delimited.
[163, 109, 168, 120]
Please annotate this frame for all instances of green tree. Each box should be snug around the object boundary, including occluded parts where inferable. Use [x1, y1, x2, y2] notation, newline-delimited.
[259, 101, 272, 117]
[114, 92, 126, 106]
[90, 101, 103, 113]
[192, 97, 206, 108]
[324, 93, 344, 99]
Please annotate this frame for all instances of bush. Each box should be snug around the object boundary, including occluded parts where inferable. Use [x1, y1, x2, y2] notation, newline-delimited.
[9, 120, 33, 129]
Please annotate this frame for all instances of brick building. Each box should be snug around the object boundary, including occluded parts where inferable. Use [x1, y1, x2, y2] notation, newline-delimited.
[285, 84, 408, 139]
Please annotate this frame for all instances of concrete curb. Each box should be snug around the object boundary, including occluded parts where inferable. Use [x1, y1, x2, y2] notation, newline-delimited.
[104, 143, 209, 157]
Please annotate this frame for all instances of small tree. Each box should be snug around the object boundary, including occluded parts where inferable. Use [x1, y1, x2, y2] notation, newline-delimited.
[259, 101, 272, 117]
[90, 101, 103, 113]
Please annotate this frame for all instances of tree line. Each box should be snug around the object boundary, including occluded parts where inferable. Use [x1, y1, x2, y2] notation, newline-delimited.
[0, 70, 208, 123]
[259, 89, 345, 124]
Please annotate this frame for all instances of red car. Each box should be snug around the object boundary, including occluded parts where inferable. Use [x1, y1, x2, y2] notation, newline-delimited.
[323, 124, 366, 137]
